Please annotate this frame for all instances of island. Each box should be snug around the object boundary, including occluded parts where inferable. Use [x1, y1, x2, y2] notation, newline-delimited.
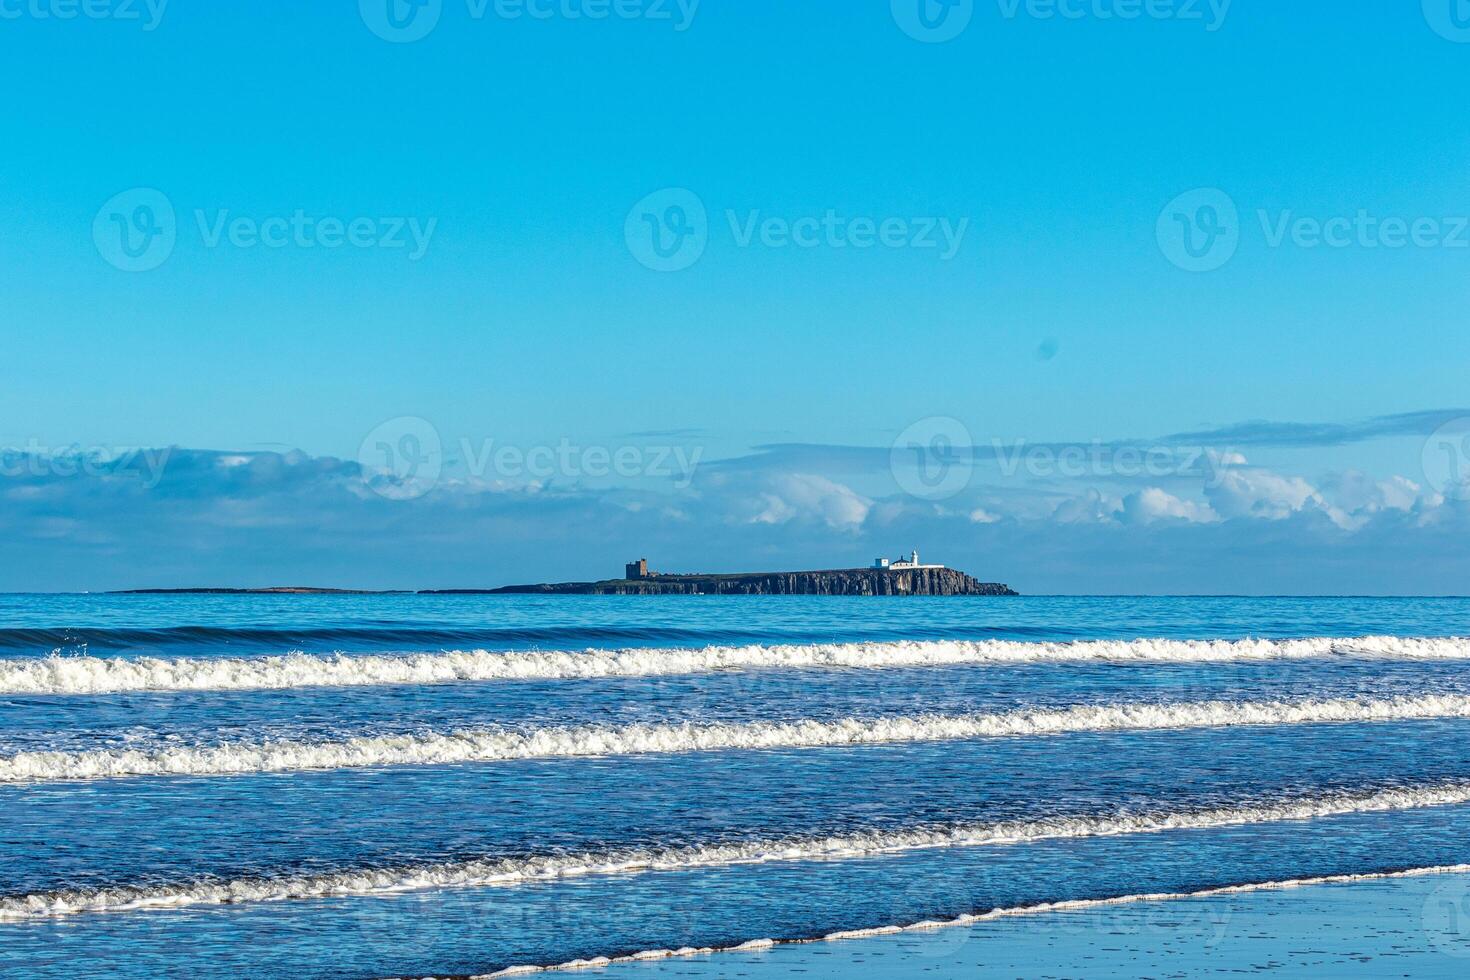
[112, 553, 1018, 597]
[428, 552, 1018, 597]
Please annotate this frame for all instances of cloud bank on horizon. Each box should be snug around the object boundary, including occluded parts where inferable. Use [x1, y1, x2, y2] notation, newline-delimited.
[4, 409, 1468, 595]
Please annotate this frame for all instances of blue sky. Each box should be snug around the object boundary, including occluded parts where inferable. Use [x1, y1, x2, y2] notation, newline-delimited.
[2, 1, 1470, 592]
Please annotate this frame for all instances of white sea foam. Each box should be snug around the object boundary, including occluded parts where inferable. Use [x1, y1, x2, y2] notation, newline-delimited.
[2, 635, 1466, 696]
[4, 781, 1469, 921]
[464, 861, 1470, 979]
[5, 693, 1470, 783]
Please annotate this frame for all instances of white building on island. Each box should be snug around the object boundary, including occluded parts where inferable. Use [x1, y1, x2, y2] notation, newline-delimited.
[873, 550, 944, 570]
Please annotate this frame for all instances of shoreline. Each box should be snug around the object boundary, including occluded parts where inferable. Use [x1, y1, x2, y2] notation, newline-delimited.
[456, 864, 1470, 979]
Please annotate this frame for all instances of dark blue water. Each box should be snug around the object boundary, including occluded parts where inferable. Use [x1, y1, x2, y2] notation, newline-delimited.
[2, 594, 1465, 654]
[2, 595, 1469, 978]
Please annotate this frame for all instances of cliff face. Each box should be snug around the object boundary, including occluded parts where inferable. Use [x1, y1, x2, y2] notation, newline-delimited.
[482, 568, 1017, 597]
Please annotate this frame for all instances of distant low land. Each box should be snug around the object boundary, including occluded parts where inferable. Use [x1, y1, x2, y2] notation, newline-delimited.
[117, 566, 1017, 597]
[113, 587, 409, 595]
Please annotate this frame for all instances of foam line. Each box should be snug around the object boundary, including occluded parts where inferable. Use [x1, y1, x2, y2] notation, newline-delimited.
[3, 635, 1467, 695]
[5, 693, 1470, 783]
[464, 862, 1470, 979]
[3, 781, 1469, 920]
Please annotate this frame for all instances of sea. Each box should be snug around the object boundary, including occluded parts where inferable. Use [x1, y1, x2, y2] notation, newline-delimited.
[3, 593, 1470, 977]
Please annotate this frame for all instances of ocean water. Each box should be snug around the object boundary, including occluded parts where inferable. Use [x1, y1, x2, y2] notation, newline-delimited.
[3, 594, 1470, 977]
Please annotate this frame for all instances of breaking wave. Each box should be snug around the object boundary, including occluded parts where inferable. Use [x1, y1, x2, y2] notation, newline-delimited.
[5, 635, 1468, 696]
[3, 781, 1468, 920]
[6, 693, 1470, 782]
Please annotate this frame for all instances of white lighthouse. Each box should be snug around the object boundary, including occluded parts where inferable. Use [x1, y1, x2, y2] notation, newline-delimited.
[874, 550, 942, 570]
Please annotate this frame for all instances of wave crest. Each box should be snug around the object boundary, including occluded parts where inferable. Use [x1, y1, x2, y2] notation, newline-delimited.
[6, 693, 1470, 783]
[4, 781, 1469, 920]
[4, 635, 1467, 696]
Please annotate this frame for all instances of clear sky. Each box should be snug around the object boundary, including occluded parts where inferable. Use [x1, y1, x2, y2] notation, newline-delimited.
[2, 1, 1469, 592]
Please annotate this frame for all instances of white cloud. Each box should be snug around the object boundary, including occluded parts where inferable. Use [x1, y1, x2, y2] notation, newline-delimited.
[1051, 489, 1122, 525]
[750, 493, 796, 526]
[1205, 468, 1329, 521]
[1321, 470, 1423, 517]
[746, 474, 871, 530]
[1121, 487, 1219, 525]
